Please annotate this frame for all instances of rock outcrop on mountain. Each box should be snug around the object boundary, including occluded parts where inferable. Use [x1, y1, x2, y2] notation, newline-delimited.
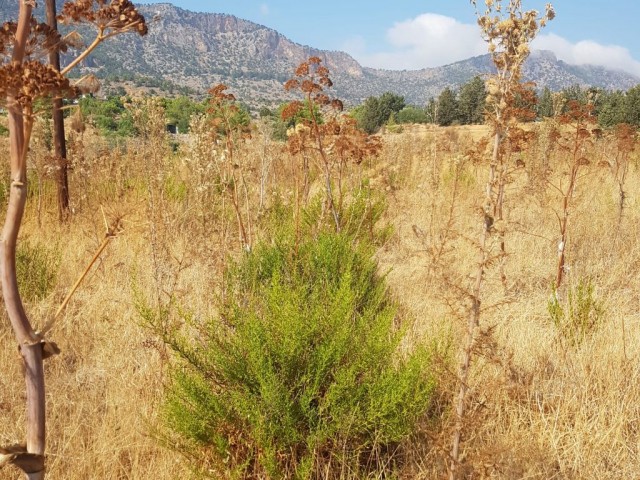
[0, 1, 638, 106]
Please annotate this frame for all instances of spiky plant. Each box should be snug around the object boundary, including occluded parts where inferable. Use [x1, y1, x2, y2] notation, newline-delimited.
[449, 2, 554, 478]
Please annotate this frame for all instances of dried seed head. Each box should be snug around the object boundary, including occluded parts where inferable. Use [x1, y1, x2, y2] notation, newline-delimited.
[281, 100, 303, 121]
[284, 79, 300, 91]
[208, 83, 236, 102]
[295, 62, 309, 76]
[0, 60, 75, 107]
[75, 73, 101, 94]
[59, 0, 148, 36]
[63, 31, 85, 49]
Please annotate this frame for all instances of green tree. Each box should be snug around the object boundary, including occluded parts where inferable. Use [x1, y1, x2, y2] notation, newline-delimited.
[457, 76, 486, 124]
[624, 84, 640, 126]
[436, 87, 459, 126]
[164, 96, 205, 133]
[355, 92, 406, 133]
[560, 84, 588, 109]
[396, 105, 429, 124]
[259, 106, 273, 118]
[156, 230, 437, 479]
[537, 86, 554, 118]
[354, 96, 381, 134]
[80, 96, 136, 137]
[598, 90, 626, 127]
[379, 91, 406, 116]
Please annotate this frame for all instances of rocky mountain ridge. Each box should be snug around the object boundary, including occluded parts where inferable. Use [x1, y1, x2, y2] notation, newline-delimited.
[0, 1, 638, 106]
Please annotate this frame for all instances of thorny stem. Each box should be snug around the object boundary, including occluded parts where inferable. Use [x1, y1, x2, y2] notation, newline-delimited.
[449, 152, 495, 480]
[450, 1, 553, 471]
[555, 120, 583, 289]
[221, 112, 250, 251]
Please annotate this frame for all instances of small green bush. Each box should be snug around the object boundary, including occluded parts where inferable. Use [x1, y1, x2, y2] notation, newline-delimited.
[162, 233, 436, 479]
[548, 278, 605, 346]
[340, 184, 393, 246]
[263, 185, 392, 248]
[16, 240, 60, 301]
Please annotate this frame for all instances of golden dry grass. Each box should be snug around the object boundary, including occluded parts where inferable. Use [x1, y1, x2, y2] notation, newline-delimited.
[1, 118, 639, 479]
[377, 123, 640, 479]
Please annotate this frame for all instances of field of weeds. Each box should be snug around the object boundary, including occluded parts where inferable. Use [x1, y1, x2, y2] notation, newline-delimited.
[0, 111, 639, 478]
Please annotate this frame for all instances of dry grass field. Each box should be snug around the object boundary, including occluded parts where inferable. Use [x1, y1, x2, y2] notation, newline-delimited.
[1, 113, 639, 479]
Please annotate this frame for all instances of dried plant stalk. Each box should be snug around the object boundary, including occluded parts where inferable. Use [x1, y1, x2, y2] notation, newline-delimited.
[449, 2, 554, 478]
[1, 2, 146, 477]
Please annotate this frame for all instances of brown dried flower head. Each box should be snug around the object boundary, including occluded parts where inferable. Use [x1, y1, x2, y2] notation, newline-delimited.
[207, 83, 240, 120]
[59, 0, 148, 36]
[283, 57, 343, 121]
[0, 60, 75, 107]
[281, 100, 303, 121]
[0, 22, 13, 57]
[208, 83, 236, 103]
[284, 79, 300, 91]
[75, 73, 101, 94]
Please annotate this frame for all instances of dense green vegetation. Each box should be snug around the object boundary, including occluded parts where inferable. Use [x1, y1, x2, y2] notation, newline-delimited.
[79, 96, 136, 137]
[141, 196, 439, 479]
[426, 80, 640, 128]
[76, 77, 640, 141]
[351, 92, 406, 134]
[163, 96, 206, 133]
[79, 94, 242, 136]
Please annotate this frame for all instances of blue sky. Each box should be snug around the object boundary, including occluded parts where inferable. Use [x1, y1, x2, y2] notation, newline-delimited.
[164, 1, 640, 76]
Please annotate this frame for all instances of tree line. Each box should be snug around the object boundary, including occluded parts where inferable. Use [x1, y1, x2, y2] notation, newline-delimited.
[10, 79, 636, 142]
[352, 78, 640, 132]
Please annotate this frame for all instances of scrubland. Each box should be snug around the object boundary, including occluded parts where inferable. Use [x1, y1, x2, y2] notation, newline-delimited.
[1, 110, 639, 479]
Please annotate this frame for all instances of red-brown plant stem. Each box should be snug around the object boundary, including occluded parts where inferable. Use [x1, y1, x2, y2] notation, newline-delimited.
[4, 4, 47, 478]
[221, 112, 250, 251]
[307, 93, 340, 232]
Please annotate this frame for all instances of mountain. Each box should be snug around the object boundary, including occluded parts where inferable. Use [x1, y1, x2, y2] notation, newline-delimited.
[1, 1, 638, 107]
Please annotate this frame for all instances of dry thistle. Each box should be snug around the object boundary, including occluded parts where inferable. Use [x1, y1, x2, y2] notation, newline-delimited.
[551, 100, 599, 289]
[449, 2, 554, 479]
[609, 123, 637, 224]
[207, 83, 253, 251]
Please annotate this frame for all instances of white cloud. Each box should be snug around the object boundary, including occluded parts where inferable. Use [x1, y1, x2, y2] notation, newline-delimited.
[259, 3, 269, 16]
[533, 33, 640, 77]
[343, 13, 640, 78]
[343, 14, 486, 70]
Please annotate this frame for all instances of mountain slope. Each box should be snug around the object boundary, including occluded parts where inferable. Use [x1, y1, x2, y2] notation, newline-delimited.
[0, 1, 638, 106]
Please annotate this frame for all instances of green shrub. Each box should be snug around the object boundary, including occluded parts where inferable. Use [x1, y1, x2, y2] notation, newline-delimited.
[340, 184, 393, 246]
[16, 240, 60, 301]
[260, 185, 392, 250]
[548, 278, 605, 346]
[161, 233, 436, 479]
